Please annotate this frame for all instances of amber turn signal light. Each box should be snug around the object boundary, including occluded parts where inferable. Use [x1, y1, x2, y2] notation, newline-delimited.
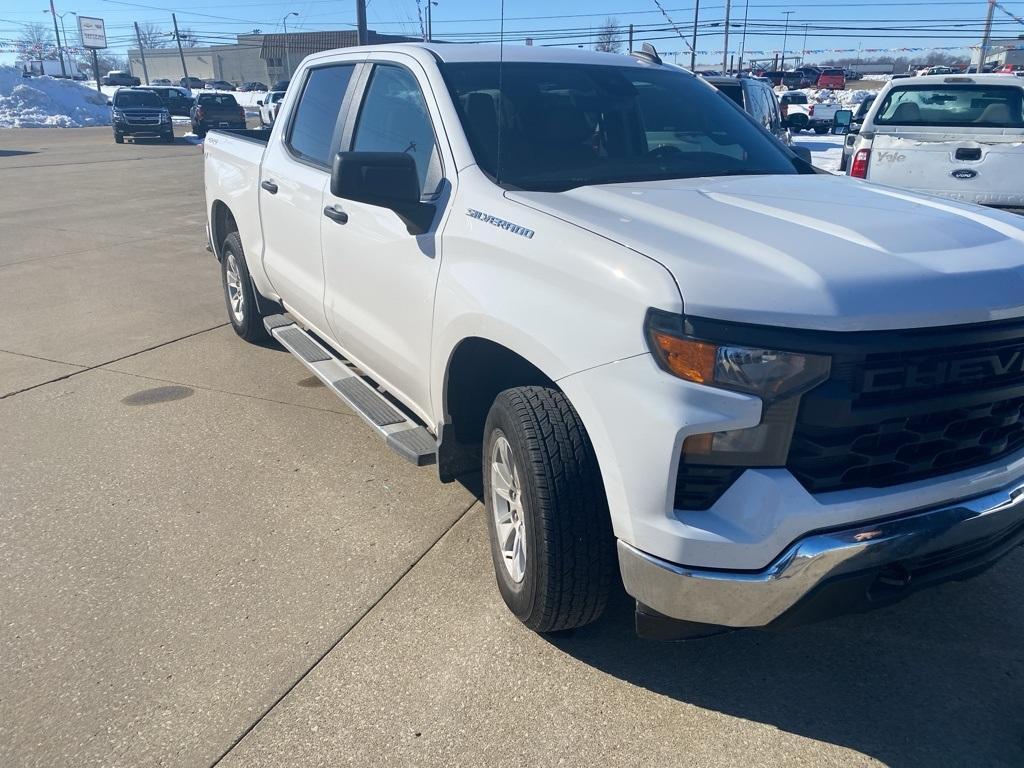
[649, 332, 717, 384]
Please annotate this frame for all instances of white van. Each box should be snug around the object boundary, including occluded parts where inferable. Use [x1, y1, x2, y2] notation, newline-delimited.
[847, 74, 1024, 212]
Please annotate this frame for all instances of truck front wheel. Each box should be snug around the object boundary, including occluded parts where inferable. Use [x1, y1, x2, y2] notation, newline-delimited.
[220, 232, 269, 343]
[483, 386, 614, 632]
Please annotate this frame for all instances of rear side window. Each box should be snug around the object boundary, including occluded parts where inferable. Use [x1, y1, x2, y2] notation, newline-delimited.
[352, 64, 441, 195]
[875, 85, 1024, 127]
[287, 65, 356, 167]
[715, 83, 744, 108]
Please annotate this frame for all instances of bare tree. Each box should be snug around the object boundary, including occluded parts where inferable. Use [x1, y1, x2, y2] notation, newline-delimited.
[17, 23, 58, 60]
[595, 18, 622, 54]
[136, 22, 168, 49]
[75, 51, 129, 78]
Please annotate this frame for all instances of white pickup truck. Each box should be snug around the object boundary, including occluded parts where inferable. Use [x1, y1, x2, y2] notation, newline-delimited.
[204, 43, 1024, 639]
[847, 74, 1024, 212]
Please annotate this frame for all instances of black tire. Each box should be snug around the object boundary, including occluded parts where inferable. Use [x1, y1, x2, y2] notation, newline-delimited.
[788, 116, 809, 131]
[113, 132, 124, 144]
[482, 386, 615, 633]
[163, 131, 174, 144]
[814, 126, 828, 135]
[220, 232, 269, 343]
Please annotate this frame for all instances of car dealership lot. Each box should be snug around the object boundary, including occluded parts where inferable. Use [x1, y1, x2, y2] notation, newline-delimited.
[1, 126, 1022, 768]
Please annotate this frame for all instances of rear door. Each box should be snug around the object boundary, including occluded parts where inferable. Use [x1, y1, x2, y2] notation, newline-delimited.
[259, 61, 360, 335]
[866, 82, 1024, 207]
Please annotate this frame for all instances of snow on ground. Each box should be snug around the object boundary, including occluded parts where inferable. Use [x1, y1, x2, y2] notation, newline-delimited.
[0, 67, 111, 128]
[794, 134, 846, 174]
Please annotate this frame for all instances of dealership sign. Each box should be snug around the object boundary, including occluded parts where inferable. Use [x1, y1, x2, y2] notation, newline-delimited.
[77, 16, 107, 50]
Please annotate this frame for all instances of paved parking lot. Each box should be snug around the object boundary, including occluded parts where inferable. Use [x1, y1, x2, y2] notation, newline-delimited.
[1, 126, 1022, 768]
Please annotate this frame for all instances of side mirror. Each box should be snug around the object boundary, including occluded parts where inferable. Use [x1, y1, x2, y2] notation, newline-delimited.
[330, 151, 435, 234]
[792, 146, 813, 164]
[256, 100, 263, 106]
[106, 99, 112, 106]
[832, 109, 853, 135]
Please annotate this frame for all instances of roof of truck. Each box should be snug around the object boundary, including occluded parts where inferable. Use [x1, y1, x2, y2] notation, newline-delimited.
[343, 42, 674, 67]
[892, 73, 1024, 87]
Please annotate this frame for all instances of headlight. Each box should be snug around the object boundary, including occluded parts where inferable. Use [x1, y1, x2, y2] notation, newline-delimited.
[645, 309, 831, 467]
[160, 110, 170, 122]
[645, 310, 830, 402]
[112, 109, 125, 122]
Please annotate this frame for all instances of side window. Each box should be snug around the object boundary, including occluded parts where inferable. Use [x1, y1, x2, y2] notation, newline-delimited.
[763, 90, 782, 131]
[287, 64, 356, 167]
[745, 85, 767, 126]
[352, 64, 441, 196]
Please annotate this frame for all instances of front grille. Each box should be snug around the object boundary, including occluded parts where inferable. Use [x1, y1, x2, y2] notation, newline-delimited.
[788, 318, 1024, 494]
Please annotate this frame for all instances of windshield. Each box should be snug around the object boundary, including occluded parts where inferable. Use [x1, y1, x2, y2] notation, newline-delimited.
[113, 90, 161, 108]
[875, 84, 1024, 128]
[441, 62, 804, 191]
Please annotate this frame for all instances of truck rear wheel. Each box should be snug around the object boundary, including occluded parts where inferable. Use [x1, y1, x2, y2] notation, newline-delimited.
[483, 386, 614, 632]
[220, 232, 269, 343]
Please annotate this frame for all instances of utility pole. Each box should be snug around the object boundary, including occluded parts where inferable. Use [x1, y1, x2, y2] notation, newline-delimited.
[979, 0, 996, 71]
[690, 0, 700, 70]
[722, 0, 731, 73]
[426, 1, 435, 42]
[356, 0, 368, 45]
[134, 22, 151, 85]
[738, 0, 750, 71]
[46, 3, 68, 77]
[628, 23, 634, 51]
[172, 13, 190, 85]
[780, 10, 794, 70]
[801, 24, 808, 66]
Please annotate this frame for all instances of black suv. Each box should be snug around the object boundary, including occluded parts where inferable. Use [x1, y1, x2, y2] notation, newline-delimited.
[109, 88, 173, 144]
[190, 92, 246, 137]
[136, 86, 194, 117]
[705, 76, 791, 146]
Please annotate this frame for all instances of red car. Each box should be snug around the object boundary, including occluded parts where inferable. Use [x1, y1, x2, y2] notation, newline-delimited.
[817, 68, 846, 90]
[998, 64, 1024, 76]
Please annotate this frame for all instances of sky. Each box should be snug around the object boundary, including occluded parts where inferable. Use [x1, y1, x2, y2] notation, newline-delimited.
[2, 0, 1024, 68]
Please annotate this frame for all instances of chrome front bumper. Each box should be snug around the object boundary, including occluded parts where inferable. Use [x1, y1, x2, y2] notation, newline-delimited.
[619, 481, 1024, 629]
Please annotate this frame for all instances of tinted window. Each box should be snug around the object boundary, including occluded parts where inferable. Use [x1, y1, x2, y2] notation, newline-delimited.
[198, 94, 239, 107]
[113, 90, 161, 108]
[443, 63, 803, 192]
[875, 85, 1024, 127]
[287, 65, 356, 166]
[352, 65, 441, 195]
[715, 82, 744, 107]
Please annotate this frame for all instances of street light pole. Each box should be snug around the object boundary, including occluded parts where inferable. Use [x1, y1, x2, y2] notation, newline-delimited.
[690, 0, 700, 70]
[283, 12, 298, 77]
[780, 10, 794, 70]
[738, 0, 750, 72]
[722, 0, 731, 74]
[44, 7, 68, 77]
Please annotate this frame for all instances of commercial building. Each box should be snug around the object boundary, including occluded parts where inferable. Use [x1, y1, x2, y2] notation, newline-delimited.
[128, 30, 418, 85]
[973, 35, 1024, 69]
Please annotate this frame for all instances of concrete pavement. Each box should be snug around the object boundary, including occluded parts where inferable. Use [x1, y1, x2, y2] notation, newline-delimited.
[1, 126, 1022, 768]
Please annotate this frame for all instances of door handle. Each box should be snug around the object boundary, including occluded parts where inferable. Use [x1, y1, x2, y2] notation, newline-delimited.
[260, 180, 278, 194]
[323, 205, 349, 224]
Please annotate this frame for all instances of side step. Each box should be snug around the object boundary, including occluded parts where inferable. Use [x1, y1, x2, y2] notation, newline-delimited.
[264, 313, 437, 466]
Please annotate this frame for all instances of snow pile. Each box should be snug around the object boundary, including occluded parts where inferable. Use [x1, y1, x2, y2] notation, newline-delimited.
[0, 66, 111, 128]
[862, 74, 894, 82]
[798, 88, 874, 107]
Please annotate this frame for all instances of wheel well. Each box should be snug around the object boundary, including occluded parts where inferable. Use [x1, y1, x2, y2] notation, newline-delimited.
[210, 201, 237, 261]
[438, 338, 557, 482]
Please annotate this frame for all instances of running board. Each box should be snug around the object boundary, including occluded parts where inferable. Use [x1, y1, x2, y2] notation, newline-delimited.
[264, 313, 437, 466]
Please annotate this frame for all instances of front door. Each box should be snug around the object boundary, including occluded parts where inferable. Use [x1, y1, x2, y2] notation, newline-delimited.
[321, 59, 448, 419]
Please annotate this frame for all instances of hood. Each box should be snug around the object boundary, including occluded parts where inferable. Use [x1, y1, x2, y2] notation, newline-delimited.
[508, 175, 1024, 331]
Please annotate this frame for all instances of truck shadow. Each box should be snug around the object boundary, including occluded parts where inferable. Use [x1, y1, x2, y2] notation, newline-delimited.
[547, 557, 1024, 767]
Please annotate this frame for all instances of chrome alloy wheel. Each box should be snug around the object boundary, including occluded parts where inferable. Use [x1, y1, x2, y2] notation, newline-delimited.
[490, 433, 527, 583]
[225, 252, 245, 324]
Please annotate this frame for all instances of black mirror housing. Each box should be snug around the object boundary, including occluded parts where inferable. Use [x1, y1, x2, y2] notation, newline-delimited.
[792, 146, 813, 164]
[330, 151, 435, 233]
[832, 109, 854, 135]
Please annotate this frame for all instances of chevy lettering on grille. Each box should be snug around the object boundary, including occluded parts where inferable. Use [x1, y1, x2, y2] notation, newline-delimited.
[862, 349, 1024, 394]
[466, 209, 535, 239]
